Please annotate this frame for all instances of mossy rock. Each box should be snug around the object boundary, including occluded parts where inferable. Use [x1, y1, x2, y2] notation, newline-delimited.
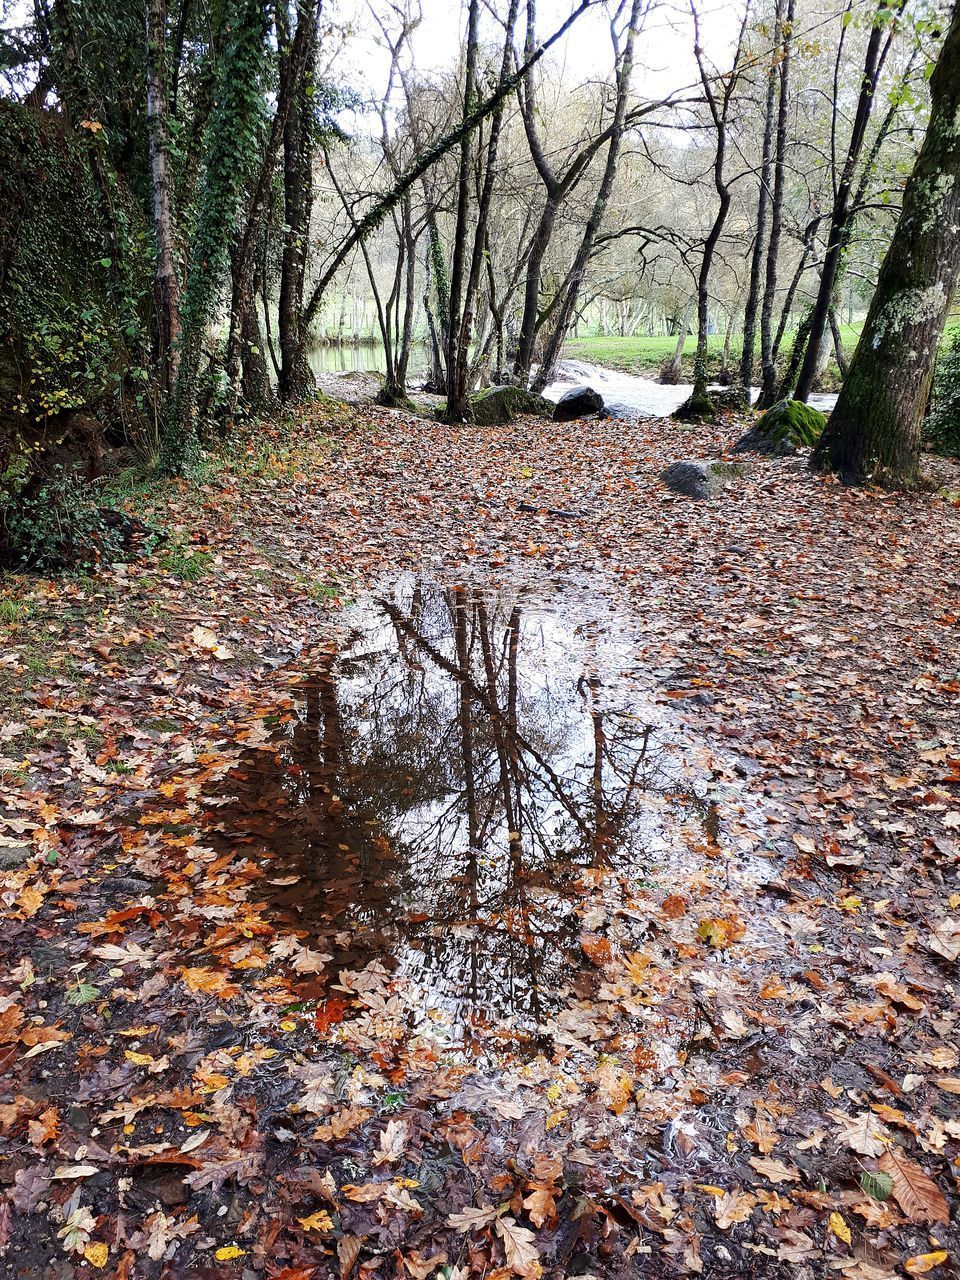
[673, 391, 717, 423]
[734, 398, 826, 456]
[662, 459, 748, 499]
[470, 386, 553, 426]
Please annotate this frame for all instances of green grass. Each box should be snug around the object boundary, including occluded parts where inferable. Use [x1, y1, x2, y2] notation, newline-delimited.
[564, 326, 864, 376]
[159, 538, 214, 581]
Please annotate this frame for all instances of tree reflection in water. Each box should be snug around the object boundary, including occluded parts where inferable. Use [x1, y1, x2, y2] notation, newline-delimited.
[210, 578, 708, 1051]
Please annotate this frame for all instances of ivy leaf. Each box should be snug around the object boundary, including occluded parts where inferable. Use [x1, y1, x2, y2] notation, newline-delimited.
[859, 1170, 893, 1201]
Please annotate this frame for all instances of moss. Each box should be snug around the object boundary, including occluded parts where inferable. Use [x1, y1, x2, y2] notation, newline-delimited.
[673, 390, 717, 423]
[736, 399, 827, 456]
[469, 386, 553, 426]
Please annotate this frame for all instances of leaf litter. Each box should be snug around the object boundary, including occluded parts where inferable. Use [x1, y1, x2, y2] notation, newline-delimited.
[1, 404, 959, 1277]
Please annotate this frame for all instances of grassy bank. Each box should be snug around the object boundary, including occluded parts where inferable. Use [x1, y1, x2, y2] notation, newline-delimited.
[565, 326, 863, 379]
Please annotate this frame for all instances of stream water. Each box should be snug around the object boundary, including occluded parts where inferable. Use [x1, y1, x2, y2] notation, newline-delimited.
[308, 341, 838, 418]
[543, 359, 839, 417]
[205, 578, 745, 1054]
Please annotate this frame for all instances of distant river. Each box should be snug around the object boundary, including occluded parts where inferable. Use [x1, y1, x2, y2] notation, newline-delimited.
[308, 343, 838, 418]
[543, 359, 839, 418]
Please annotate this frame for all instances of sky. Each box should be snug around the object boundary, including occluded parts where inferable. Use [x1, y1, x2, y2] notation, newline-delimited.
[327, 0, 747, 111]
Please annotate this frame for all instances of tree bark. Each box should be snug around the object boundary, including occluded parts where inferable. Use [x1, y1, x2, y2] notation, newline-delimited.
[442, 0, 481, 423]
[811, 2, 960, 485]
[145, 0, 182, 396]
[531, 0, 643, 392]
[794, 0, 904, 402]
[757, 0, 793, 409]
[277, 0, 318, 404]
[739, 2, 779, 392]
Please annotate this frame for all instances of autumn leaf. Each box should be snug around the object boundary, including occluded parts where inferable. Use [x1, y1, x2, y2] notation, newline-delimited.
[180, 967, 240, 999]
[579, 932, 612, 966]
[83, 1242, 109, 1268]
[828, 1212, 851, 1245]
[372, 1118, 408, 1166]
[447, 1205, 500, 1232]
[904, 1252, 950, 1275]
[214, 1244, 246, 1260]
[297, 1212, 334, 1233]
[495, 1215, 540, 1277]
[696, 916, 745, 949]
[747, 1157, 800, 1184]
[828, 1109, 891, 1157]
[712, 1190, 756, 1229]
[877, 1148, 949, 1224]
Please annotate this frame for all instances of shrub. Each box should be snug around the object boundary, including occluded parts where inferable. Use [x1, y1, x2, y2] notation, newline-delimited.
[2, 471, 123, 572]
[926, 327, 960, 458]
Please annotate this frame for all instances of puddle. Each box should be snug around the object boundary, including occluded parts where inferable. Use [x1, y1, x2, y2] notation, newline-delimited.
[205, 578, 738, 1055]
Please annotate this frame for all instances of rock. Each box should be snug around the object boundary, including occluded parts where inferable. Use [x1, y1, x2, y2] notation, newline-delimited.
[662, 459, 748, 500]
[470, 386, 553, 426]
[734, 398, 826, 456]
[0, 845, 32, 869]
[553, 385, 604, 422]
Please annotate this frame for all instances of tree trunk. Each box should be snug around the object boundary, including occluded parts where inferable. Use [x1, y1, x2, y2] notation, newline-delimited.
[278, 0, 318, 404]
[684, 2, 750, 418]
[443, 0, 481, 423]
[660, 296, 693, 383]
[812, 3, 960, 486]
[145, 0, 182, 397]
[739, 4, 779, 392]
[795, 0, 903, 402]
[757, 0, 793, 409]
[531, 0, 642, 392]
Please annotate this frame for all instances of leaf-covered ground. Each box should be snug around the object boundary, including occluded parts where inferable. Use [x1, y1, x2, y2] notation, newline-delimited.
[1, 403, 960, 1280]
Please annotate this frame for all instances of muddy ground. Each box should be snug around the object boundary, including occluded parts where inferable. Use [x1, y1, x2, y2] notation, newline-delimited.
[1, 402, 960, 1279]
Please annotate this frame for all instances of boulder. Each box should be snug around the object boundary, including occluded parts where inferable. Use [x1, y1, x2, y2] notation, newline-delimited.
[662, 459, 748, 500]
[470, 386, 553, 426]
[553, 385, 604, 422]
[734, 398, 826, 457]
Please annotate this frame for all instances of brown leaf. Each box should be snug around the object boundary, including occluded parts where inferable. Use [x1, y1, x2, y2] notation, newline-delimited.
[877, 1148, 949, 1224]
[495, 1216, 539, 1277]
[747, 1157, 800, 1185]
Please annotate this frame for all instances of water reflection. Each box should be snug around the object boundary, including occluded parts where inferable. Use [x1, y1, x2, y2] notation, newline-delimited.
[209, 580, 710, 1048]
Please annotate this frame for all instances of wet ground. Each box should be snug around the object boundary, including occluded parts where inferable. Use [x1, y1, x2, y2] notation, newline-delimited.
[205, 577, 747, 1062]
[2, 405, 959, 1279]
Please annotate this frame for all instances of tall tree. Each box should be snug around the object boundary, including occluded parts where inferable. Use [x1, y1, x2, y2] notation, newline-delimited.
[794, 0, 905, 403]
[739, 0, 780, 397]
[811, 2, 960, 486]
[145, 0, 181, 396]
[681, 0, 750, 419]
[756, 0, 794, 408]
[530, 0, 644, 392]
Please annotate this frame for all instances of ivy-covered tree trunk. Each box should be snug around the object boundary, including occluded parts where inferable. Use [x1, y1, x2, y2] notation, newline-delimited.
[145, 0, 182, 396]
[166, 0, 270, 468]
[812, 3, 960, 486]
[277, 0, 318, 405]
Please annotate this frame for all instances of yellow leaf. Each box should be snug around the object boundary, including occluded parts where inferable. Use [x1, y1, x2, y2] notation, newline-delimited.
[124, 1050, 153, 1066]
[297, 1211, 333, 1233]
[279, 1019, 297, 1032]
[214, 1246, 246, 1261]
[828, 1212, 851, 1245]
[83, 1243, 109, 1268]
[905, 1252, 949, 1275]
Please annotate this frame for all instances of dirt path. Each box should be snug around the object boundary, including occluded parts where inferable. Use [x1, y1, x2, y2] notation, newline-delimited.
[1, 405, 959, 1279]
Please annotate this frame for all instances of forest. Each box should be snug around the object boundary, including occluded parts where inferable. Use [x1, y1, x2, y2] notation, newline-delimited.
[1, 0, 960, 1276]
